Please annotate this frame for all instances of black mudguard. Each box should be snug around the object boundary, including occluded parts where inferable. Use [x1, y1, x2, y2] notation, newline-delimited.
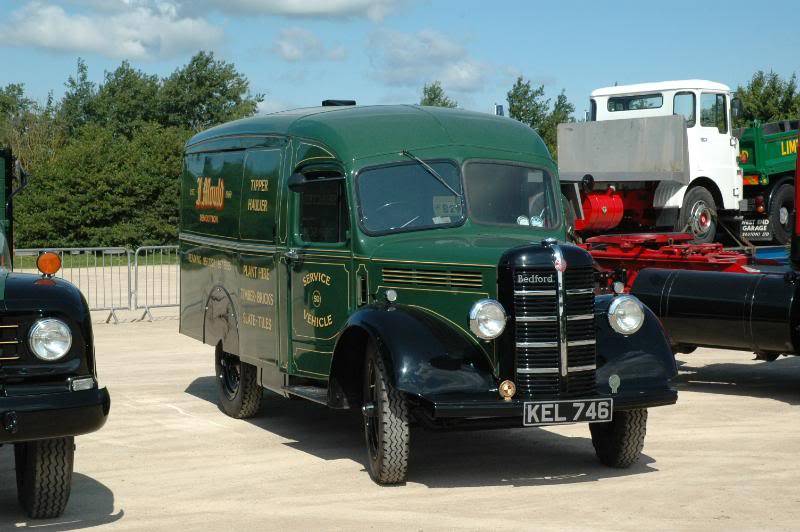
[594, 294, 678, 409]
[335, 303, 496, 399]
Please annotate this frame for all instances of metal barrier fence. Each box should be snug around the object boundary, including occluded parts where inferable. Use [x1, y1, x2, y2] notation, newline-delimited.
[14, 245, 179, 323]
[133, 245, 179, 321]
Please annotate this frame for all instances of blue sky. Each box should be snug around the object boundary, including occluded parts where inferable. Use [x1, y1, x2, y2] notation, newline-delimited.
[1, 0, 798, 118]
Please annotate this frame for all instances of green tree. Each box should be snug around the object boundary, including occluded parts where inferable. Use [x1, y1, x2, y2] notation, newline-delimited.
[158, 51, 263, 131]
[59, 58, 97, 135]
[507, 77, 574, 158]
[734, 70, 800, 128]
[420, 81, 457, 108]
[95, 61, 160, 137]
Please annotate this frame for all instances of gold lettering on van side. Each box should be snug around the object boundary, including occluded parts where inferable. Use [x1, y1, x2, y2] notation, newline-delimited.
[250, 179, 269, 192]
[199, 214, 219, 224]
[247, 198, 269, 212]
[302, 272, 332, 286]
[187, 253, 232, 271]
[242, 312, 273, 331]
[242, 264, 270, 280]
[303, 308, 333, 328]
[196, 177, 226, 210]
[781, 138, 798, 156]
[239, 287, 275, 306]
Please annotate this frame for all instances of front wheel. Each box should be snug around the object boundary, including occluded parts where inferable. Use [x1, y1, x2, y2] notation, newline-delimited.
[215, 345, 262, 419]
[677, 186, 717, 244]
[15, 437, 75, 518]
[362, 343, 410, 484]
[590, 409, 648, 468]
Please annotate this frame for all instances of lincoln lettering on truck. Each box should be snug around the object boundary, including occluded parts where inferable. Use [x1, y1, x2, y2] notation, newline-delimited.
[178, 102, 678, 484]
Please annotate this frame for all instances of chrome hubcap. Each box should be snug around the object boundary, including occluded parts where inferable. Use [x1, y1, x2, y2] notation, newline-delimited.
[689, 201, 713, 237]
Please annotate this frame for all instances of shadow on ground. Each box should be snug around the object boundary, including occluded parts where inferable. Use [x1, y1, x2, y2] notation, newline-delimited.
[0, 445, 123, 529]
[676, 354, 800, 405]
[186, 376, 655, 488]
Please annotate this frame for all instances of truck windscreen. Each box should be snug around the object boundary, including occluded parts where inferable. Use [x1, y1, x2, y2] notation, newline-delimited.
[463, 162, 561, 229]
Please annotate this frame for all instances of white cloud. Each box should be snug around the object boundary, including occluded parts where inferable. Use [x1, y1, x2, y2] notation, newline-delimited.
[369, 29, 490, 93]
[187, 0, 401, 21]
[0, 1, 222, 60]
[272, 27, 347, 62]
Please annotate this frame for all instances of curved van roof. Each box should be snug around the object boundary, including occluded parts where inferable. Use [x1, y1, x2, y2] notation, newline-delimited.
[186, 104, 550, 164]
[591, 79, 731, 97]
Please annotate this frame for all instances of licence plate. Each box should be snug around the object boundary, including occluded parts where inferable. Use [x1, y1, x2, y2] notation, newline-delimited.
[523, 398, 613, 426]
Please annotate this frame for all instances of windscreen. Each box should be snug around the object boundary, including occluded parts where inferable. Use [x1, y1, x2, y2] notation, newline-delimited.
[357, 161, 464, 234]
[464, 162, 560, 229]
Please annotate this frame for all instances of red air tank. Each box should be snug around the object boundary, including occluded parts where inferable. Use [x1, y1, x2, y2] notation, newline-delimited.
[574, 188, 624, 232]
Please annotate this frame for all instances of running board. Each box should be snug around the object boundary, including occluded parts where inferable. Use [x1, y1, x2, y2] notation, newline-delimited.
[283, 385, 329, 405]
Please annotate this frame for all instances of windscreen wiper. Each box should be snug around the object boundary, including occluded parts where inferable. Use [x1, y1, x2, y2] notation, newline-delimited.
[401, 150, 462, 198]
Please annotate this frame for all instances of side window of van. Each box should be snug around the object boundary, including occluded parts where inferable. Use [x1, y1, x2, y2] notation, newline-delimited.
[700, 93, 728, 134]
[240, 149, 281, 242]
[298, 178, 349, 244]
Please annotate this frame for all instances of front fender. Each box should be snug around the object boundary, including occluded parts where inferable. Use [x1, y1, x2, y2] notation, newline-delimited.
[337, 303, 496, 399]
[594, 294, 678, 406]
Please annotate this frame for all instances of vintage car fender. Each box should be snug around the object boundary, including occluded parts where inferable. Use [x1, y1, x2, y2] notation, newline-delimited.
[593, 294, 678, 408]
[331, 303, 496, 402]
[203, 285, 239, 355]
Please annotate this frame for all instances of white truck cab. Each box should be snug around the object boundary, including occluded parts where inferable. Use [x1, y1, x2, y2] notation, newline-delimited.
[584, 80, 742, 242]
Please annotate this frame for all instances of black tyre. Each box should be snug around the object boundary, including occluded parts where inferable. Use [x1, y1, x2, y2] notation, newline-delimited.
[14, 437, 74, 518]
[362, 343, 410, 484]
[215, 344, 262, 419]
[769, 184, 794, 245]
[590, 409, 647, 468]
[676, 186, 717, 244]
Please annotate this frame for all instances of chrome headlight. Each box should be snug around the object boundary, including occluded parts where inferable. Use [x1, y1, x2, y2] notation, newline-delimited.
[469, 299, 506, 340]
[608, 295, 645, 336]
[29, 318, 72, 361]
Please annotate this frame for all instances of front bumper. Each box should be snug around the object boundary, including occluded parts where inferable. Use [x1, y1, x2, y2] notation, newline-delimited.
[0, 386, 110, 443]
[428, 387, 677, 420]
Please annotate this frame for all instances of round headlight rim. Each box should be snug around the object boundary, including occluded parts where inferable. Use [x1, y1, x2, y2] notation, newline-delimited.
[607, 295, 645, 336]
[28, 317, 73, 362]
[469, 298, 507, 340]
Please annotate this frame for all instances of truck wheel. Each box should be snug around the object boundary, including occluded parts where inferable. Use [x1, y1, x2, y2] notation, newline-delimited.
[362, 343, 410, 484]
[14, 437, 74, 518]
[215, 345, 262, 419]
[677, 187, 717, 244]
[590, 409, 647, 468]
[769, 184, 794, 245]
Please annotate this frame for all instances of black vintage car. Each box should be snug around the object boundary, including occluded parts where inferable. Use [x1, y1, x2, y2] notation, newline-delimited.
[0, 150, 110, 518]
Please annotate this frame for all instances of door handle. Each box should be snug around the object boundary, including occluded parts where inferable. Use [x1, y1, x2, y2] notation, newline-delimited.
[700, 137, 708, 142]
[285, 248, 299, 262]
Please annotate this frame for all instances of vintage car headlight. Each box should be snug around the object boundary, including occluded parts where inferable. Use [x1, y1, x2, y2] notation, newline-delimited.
[29, 318, 72, 361]
[469, 299, 506, 340]
[608, 295, 645, 335]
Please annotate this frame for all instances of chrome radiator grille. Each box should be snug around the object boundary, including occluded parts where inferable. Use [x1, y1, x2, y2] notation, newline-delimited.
[513, 265, 597, 399]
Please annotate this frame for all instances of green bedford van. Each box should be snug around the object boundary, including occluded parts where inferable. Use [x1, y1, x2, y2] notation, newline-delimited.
[179, 104, 677, 484]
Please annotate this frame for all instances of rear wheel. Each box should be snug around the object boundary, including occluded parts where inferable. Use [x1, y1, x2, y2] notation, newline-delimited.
[15, 437, 74, 518]
[590, 409, 648, 468]
[677, 186, 717, 244]
[215, 344, 262, 419]
[769, 184, 794, 245]
[362, 343, 410, 484]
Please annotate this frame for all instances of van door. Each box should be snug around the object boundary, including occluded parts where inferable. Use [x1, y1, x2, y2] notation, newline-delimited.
[237, 148, 283, 381]
[286, 176, 352, 379]
[697, 92, 739, 207]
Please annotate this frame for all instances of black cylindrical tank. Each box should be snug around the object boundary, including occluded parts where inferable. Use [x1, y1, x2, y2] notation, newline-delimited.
[631, 268, 798, 355]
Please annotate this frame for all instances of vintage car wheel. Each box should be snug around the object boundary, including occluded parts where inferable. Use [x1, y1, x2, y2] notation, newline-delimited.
[590, 409, 647, 468]
[215, 345, 262, 419]
[362, 343, 409, 484]
[15, 437, 74, 518]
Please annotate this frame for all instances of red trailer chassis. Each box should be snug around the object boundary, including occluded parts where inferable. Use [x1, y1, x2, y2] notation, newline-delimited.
[582, 232, 754, 292]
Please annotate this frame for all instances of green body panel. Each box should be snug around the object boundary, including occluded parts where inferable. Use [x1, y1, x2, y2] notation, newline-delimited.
[738, 123, 798, 181]
[179, 105, 564, 384]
